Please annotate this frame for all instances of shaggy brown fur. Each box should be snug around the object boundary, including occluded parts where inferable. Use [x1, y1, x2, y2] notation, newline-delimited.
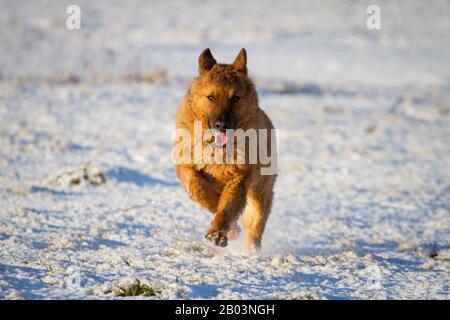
[175, 48, 277, 249]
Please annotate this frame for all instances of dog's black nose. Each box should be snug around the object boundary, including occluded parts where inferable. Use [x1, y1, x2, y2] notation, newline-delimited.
[215, 119, 229, 132]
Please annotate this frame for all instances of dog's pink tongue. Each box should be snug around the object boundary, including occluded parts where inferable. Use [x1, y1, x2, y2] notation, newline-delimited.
[214, 131, 228, 147]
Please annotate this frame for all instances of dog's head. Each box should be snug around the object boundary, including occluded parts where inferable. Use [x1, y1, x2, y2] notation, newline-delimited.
[190, 48, 258, 147]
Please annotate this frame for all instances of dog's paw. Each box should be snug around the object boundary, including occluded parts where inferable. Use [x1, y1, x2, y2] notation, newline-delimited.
[205, 230, 228, 247]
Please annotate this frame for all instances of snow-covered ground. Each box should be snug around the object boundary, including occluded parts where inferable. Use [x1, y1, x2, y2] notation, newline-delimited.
[1, 0, 449, 299]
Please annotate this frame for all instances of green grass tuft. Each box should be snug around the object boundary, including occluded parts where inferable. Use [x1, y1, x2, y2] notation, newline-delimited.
[117, 280, 161, 297]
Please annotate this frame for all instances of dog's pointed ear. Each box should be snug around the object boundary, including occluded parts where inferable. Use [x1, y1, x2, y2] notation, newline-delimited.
[198, 48, 217, 74]
[232, 48, 247, 74]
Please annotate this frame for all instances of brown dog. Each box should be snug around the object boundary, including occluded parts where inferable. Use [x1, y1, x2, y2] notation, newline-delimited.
[174, 48, 277, 249]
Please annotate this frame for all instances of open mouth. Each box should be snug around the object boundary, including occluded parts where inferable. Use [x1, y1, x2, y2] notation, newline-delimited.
[213, 130, 228, 148]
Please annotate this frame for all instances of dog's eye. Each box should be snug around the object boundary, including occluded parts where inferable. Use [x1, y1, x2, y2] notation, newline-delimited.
[207, 95, 215, 101]
[231, 95, 240, 103]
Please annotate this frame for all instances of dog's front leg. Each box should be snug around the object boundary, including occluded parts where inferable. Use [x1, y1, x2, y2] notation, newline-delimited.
[205, 175, 247, 247]
[176, 165, 219, 214]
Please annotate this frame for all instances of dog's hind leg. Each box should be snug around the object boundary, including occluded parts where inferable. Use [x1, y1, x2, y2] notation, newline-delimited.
[242, 178, 275, 250]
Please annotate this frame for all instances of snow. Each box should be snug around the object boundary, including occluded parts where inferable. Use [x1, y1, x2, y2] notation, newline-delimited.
[0, 0, 449, 299]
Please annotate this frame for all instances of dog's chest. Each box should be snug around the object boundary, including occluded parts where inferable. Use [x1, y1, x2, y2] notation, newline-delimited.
[196, 163, 238, 185]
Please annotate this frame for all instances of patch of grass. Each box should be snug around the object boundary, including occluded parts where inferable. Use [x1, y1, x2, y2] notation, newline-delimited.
[275, 292, 317, 300]
[294, 293, 316, 300]
[117, 280, 161, 297]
